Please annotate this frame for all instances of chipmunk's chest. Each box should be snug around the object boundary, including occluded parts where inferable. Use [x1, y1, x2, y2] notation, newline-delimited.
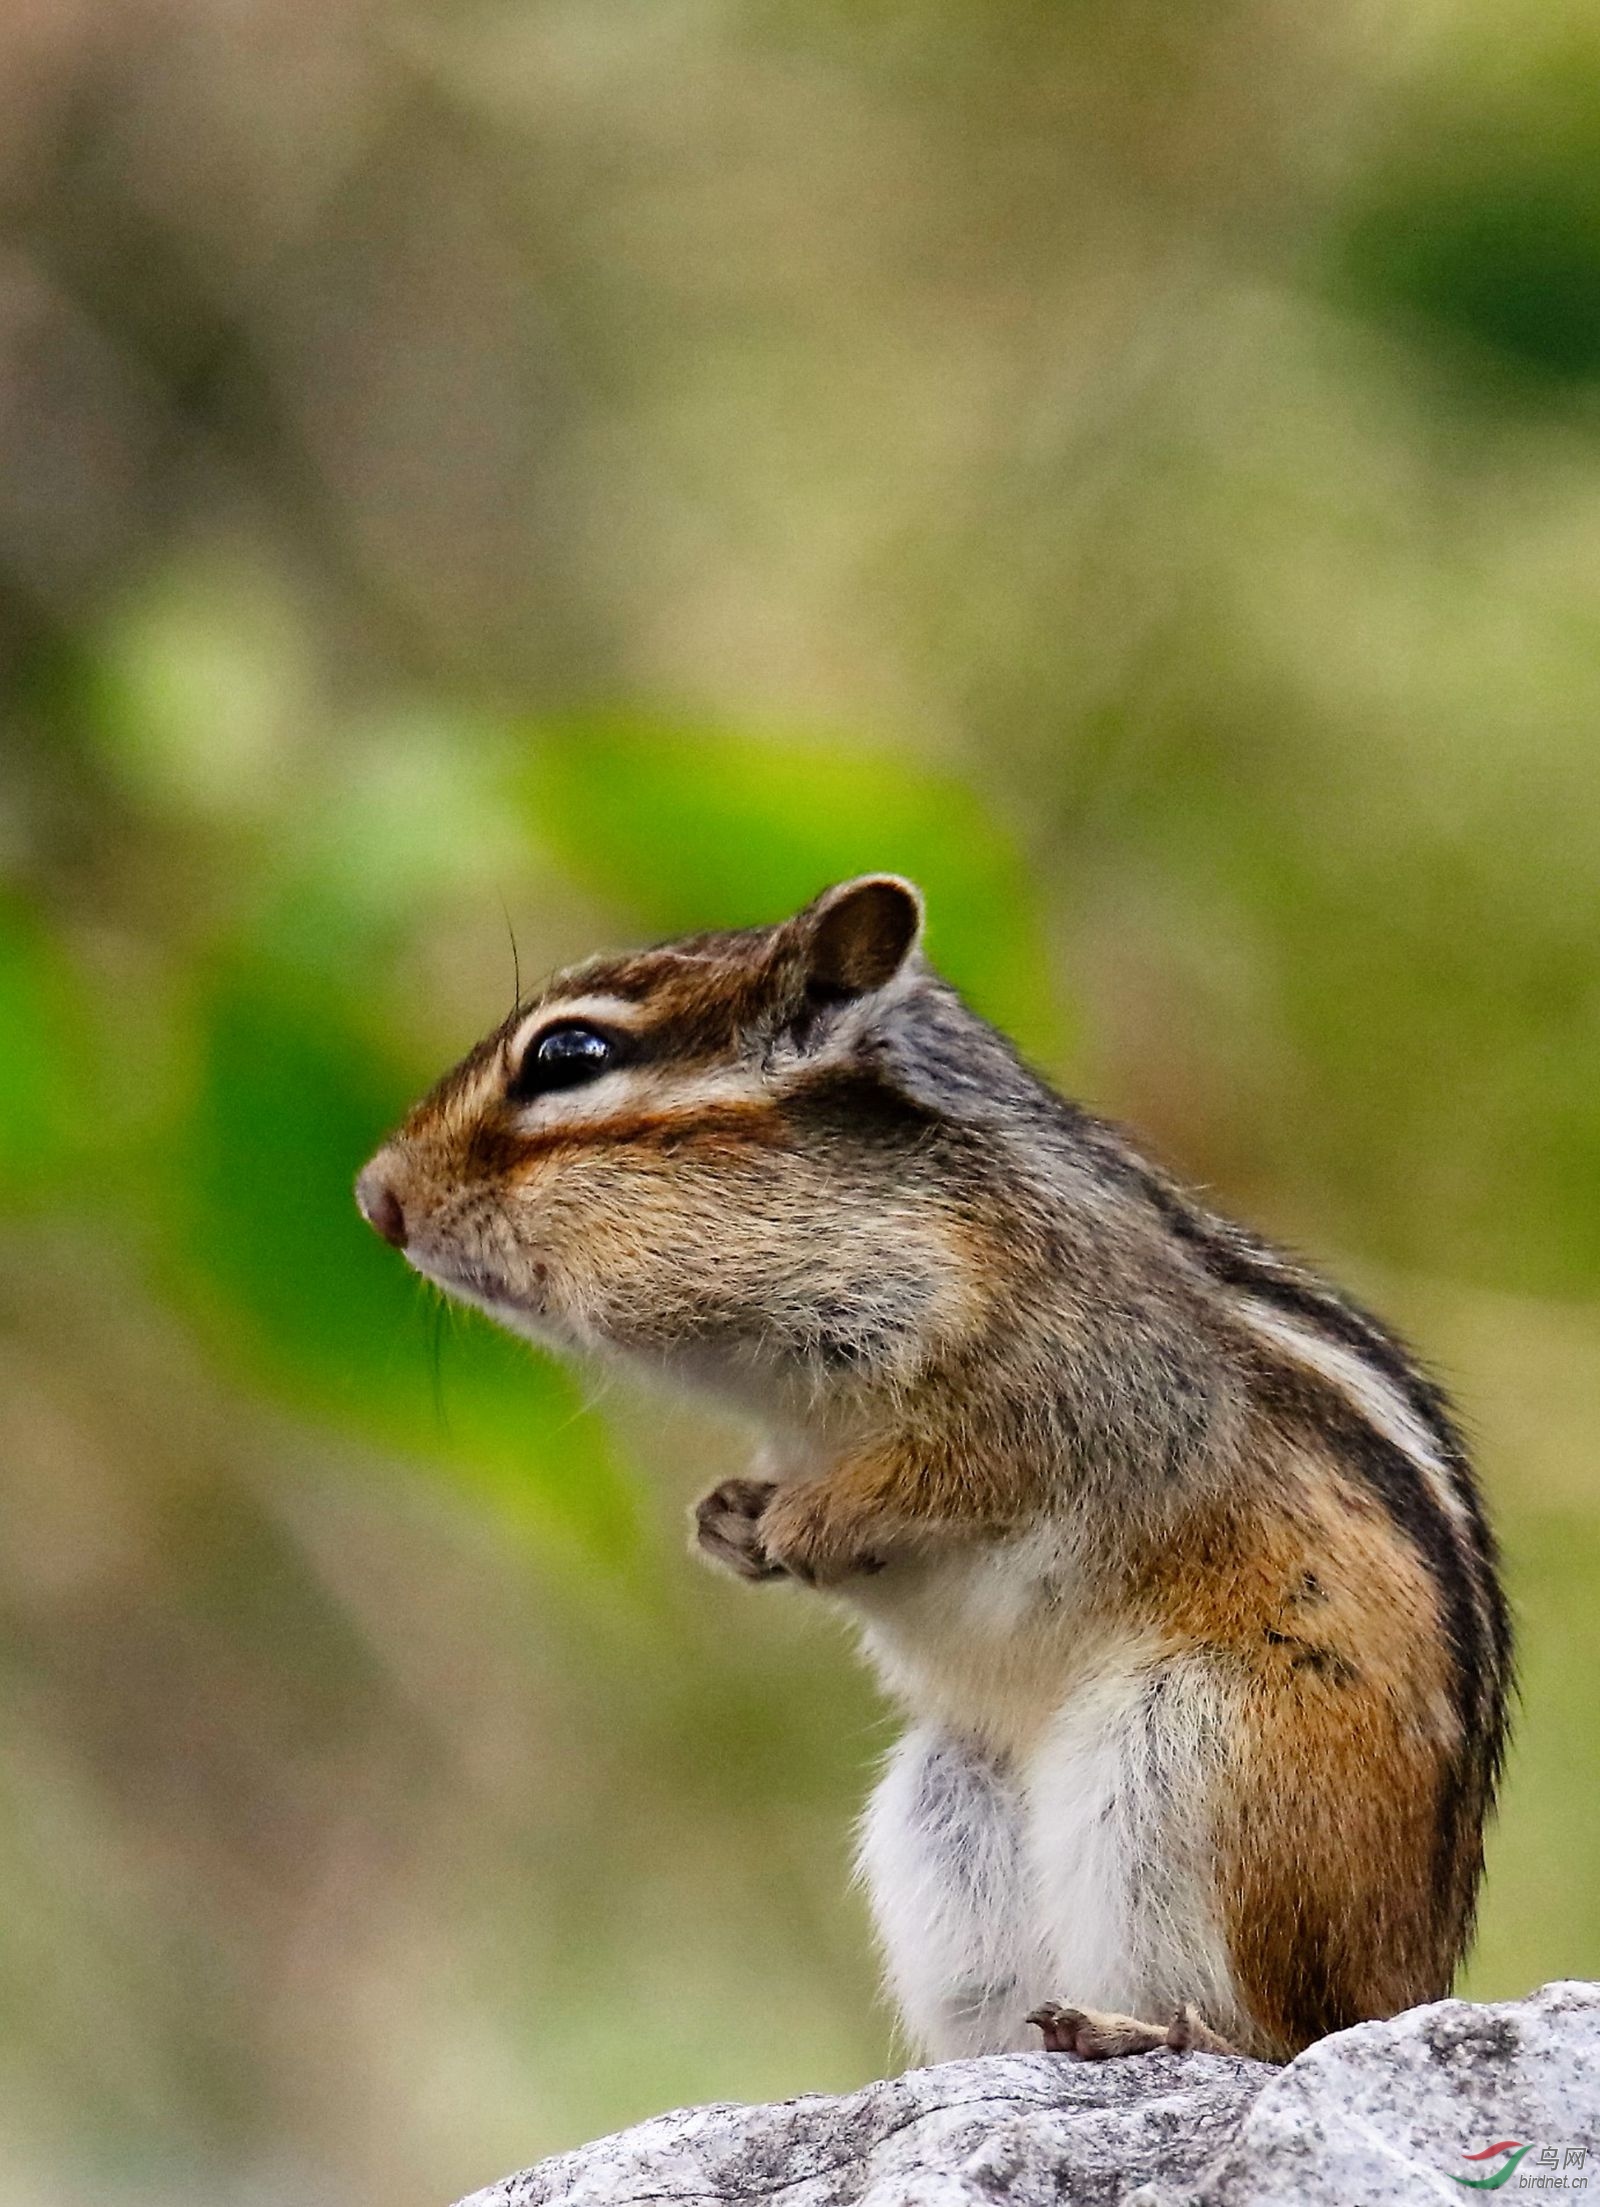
[846, 1526, 1100, 1760]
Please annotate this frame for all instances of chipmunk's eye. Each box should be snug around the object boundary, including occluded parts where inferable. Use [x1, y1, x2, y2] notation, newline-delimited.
[511, 1022, 616, 1100]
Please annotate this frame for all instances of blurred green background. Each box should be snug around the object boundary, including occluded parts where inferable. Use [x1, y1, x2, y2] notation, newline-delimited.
[1, 0, 1598, 2199]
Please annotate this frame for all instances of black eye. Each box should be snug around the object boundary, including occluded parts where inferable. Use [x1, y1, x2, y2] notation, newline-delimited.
[511, 1022, 617, 1100]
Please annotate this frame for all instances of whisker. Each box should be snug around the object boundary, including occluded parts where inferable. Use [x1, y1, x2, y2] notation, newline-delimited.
[429, 1288, 451, 1438]
[499, 897, 523, 1021]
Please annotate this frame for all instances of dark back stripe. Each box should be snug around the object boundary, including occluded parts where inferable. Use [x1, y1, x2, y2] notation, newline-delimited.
[1250, 1355, 1488, 1713]
[1131, 1172, 1457, 1447]
[1033, 1103, 1515, 1729]
[1124, 1166, 1517, 1669]
[1093, 1125, 1515, 1819]
[1245, 1346, 1511, 1933]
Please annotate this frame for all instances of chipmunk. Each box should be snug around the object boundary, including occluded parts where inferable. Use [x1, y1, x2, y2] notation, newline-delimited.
[355, 875, 1511, 2065]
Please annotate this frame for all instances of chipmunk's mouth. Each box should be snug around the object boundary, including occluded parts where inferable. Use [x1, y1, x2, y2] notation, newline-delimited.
[404, 1244, 550, 1322]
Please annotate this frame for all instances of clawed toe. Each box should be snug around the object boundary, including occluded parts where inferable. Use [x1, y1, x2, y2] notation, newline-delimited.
[1163, 2004, 1238, 2055]
[1028, 1999, 1240, 2060]
[1028, 2002, 1187, 2059]
[1028, 2002, 1084, 2056]
[1027, 2003, 1163, 2059]
[693, 1479, 786, 1581]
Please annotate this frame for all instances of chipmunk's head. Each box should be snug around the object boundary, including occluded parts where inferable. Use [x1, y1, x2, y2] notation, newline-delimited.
[356, 877, 993, 1415]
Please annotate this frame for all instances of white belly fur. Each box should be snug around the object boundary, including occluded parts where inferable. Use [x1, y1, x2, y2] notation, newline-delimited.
[849, 1544, 1244, 2060]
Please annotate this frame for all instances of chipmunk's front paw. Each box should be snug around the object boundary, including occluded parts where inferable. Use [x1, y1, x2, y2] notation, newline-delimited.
[693, 1478, 787, 1581]
[756, 1484, 887, 1588]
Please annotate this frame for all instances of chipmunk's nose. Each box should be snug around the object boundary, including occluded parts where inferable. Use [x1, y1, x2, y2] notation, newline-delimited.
[355, 1161, 408, 1249]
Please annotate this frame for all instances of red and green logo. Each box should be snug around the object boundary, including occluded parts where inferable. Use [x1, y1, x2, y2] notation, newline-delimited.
[1454, 2141, 1533, 2189]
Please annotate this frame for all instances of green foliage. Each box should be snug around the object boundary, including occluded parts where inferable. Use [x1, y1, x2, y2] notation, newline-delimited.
[162, 961, 638, 1566]
[523, 722, 1067, 1061]
[1341, 168, 1600, 387]
[0, 900, 92, 1208]
[1335, 51, 1600, 385]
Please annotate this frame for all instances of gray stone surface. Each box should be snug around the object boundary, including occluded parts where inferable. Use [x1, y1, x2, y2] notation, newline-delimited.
[456, 1983, 1600, 2207]
[1138, 1980, 1600, 2207]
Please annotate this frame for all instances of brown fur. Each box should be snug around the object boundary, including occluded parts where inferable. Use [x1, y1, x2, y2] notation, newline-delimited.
[1129, 1470, 1457, 2058]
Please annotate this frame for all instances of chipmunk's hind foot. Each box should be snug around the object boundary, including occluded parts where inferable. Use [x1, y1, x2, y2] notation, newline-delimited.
[1027, 2002, 1238, 2060]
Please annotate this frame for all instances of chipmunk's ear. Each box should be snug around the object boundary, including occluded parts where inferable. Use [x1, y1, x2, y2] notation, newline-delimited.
[801, 875, 924, 999]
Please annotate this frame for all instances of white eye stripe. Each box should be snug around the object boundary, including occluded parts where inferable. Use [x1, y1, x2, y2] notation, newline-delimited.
[507, 1061, 774, 1132]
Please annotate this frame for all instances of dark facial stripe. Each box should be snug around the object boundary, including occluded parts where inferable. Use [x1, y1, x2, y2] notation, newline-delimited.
[490, 1097, 786, 1169]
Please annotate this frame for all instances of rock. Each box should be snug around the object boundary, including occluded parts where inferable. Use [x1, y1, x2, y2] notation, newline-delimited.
[454, 2052, 1267, 2207]
[1137, 1979, 1600, 2207]
[455, 1983, 1600, 2207]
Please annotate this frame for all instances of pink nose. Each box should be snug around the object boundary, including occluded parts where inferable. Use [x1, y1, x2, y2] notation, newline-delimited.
[355, 1163, 408, 1249]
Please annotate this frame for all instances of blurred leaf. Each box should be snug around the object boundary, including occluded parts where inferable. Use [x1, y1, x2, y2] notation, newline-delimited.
[1335, 66, 1600, 388]
[1342, 177, 1600, 387]
[163, 962, 638, 1569]
[0, 900, 91, 1206]
[84, 559, 317, 822]
[520, 721, 1068, 1060]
